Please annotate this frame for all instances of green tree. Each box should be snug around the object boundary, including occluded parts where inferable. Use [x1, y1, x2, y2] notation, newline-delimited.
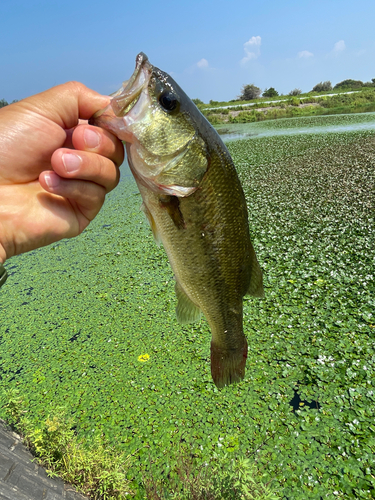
[238, 84, 261, 101]
[289, 88, 302, 96]
[0, 99, 9, 108]
[333, 79, 363, 89]
[192, 98, 204, 106]
[312, 81, 332, 92]
[262, 87, 279, 98]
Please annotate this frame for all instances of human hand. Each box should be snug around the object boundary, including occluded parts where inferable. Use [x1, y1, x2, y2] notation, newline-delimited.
[0, 82, 124, 263]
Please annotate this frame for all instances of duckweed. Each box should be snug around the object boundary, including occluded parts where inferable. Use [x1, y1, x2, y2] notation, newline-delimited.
[0, 115, 374, 498]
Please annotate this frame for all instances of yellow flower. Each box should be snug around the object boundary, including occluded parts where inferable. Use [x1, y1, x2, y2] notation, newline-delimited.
[138, 354, 150, 362]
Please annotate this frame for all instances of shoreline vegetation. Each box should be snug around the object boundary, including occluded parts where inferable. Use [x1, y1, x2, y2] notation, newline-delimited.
[197, 88, 375, 125]
[3, 86, 375, 129]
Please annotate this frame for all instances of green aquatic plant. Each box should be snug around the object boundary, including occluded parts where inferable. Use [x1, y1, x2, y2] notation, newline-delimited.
[2, 389, 276, 499]
[2, 389, 135, 499]
[142, 449, 277, 499]
[0, 116, 374, 498]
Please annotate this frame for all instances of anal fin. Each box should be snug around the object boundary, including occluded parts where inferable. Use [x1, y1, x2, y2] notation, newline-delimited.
[246, 255, 265, 298]
[175, 282, 202, 325]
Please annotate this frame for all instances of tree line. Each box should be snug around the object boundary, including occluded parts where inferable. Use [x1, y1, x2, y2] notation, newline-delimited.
[0, 99, 19, 108]
[237, 78, 375, 101]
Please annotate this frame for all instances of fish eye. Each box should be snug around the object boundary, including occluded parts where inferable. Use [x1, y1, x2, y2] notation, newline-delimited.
[159, 91, 178, 112]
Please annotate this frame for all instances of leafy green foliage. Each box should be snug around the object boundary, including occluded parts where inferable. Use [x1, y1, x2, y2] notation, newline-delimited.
[0, 116, 375, 498]
[288, 89, 302, 96]
[203, 89, 375, 126]
[228, 125, 375, 498]
[142, 449, 277, 499]
[239, 84, 262, 101]
[318, 88, 375, 109]
[334, 79, 364, 90]
[312, 81, 332, 92]
[263, 88, 279, 98]
[2, 389, 134, 499]
[0, 98, 19, 108]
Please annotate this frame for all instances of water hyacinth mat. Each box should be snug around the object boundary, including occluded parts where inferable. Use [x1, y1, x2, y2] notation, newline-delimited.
[0, 121, 374, 499]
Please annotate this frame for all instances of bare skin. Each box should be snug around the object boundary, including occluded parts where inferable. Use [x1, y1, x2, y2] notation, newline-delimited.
[0, 81, 124, 263]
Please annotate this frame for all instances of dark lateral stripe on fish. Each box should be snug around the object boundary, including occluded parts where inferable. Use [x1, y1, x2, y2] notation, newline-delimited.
[210, 340, 248, 388]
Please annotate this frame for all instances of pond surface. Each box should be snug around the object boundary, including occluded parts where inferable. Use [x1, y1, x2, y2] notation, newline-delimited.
[1, 109, 375, 499]
[217, 111, 375, 142]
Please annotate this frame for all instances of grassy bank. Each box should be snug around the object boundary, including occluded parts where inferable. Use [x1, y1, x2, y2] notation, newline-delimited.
[0, 118, 374, 498]
[202, 88, 375, 124]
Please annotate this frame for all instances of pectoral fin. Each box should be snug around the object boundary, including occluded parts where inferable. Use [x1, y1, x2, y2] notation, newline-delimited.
[175, 282, 202, 324]
[141, 202, 161, 246]
[158, 195, 186, 230]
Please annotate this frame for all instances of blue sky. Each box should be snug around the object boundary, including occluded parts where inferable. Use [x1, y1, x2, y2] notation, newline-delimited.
[1, 0, 375, 103]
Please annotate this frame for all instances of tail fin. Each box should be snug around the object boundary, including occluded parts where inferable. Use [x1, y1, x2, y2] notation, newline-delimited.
[210, 340, 248, 388]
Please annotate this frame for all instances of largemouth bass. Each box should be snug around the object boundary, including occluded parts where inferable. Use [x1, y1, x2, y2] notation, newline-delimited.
[90, 53, 264, 388]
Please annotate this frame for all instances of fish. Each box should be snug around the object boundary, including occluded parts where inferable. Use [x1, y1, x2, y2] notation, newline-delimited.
[89, 53, 264, 388]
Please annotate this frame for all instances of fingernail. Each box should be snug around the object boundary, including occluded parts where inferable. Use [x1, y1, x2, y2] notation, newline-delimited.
[62, 153, 82, 173]
[44, 173, 60, 188]
[84, 128, 100, 149]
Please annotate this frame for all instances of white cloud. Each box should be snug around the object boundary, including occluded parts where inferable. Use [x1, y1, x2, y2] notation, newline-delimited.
[241, 36, 261, 65]
[332, 40, 346, 54]
[298, 50, 313, 58]
[197, 58, 209, 69]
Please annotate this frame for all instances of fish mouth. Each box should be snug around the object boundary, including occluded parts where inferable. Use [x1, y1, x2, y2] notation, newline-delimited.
[111, 52, 152, 117]
[90, 52, 152, 124]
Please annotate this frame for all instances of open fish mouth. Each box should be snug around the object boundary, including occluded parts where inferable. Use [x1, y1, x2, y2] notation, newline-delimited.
[111, 52, 152, 117]
[90, 52, 152, 121]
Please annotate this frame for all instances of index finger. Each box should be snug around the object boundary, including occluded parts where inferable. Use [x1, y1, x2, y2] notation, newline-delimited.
[20, 82, 111, 130]
[63, 120, 90, 149]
